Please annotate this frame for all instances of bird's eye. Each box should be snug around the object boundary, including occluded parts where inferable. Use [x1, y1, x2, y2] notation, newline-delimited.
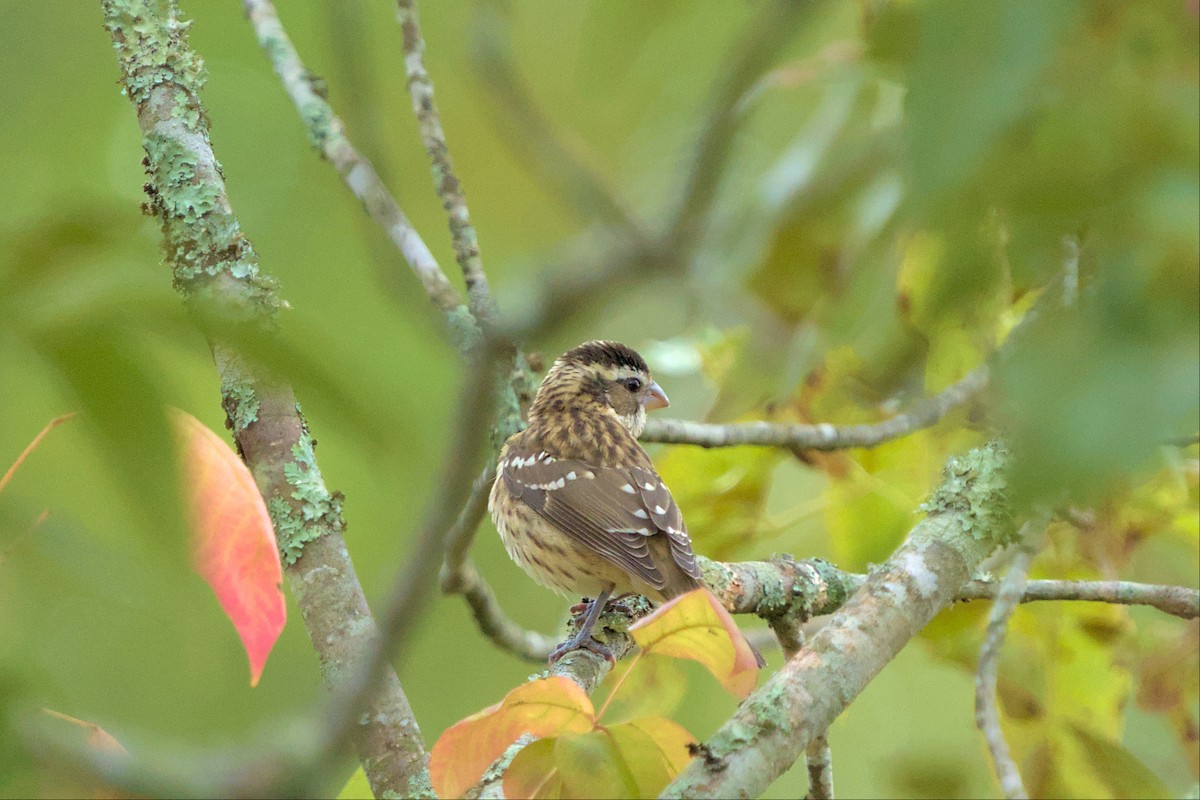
[623, 377, 643, 393]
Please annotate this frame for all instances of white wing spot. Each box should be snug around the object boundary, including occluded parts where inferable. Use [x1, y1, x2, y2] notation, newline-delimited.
[566, 471, 577, 480]
[635, 527, 651, 535]
[632, 509, 649, 519]
[621, 484, 637, 494]
[643, 482, 656, 491]
[654, 505, 666, 514]
[553, 477, 566, 489]
[583, 471, 595, 479]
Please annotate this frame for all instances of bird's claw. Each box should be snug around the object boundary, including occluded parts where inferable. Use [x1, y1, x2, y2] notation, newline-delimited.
[548, 635, 615, 666]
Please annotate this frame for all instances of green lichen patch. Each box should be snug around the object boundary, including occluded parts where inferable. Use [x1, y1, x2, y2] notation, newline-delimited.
[271, 434, 342, 563]
[102, 0, 208, 109]
[920, 440, 1015, 545]
[143, 133, 220, 224]
[219, 374, 259, 433]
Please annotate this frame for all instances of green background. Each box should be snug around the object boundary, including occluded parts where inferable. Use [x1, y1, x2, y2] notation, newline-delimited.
[1, 1, 1197, 797]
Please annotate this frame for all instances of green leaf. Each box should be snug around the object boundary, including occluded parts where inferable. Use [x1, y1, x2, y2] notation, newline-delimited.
[1069, 724, 1172, 800]
[336, 767, 372, 800]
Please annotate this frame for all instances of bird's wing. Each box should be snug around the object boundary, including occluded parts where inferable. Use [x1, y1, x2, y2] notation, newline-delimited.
[499, 448, 702, 592]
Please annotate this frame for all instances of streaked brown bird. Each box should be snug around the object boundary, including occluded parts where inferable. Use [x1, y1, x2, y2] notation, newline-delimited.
[490, 340, 760, 664]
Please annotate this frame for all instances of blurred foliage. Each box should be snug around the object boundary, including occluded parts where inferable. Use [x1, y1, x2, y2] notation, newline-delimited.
[0, 0, 1196, 798]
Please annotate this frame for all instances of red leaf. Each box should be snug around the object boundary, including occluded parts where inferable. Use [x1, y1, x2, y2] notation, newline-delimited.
[630, 588, 760, 698]
[170, 408, 285, 686]
[431, 676, 595, 799]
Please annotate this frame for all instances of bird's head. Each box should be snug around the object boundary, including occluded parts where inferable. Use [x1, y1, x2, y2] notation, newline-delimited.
[529, 340, 669, 437]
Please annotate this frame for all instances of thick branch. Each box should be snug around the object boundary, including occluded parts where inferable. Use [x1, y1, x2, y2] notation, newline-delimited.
[101, 2, 429, 796]
[661, 443, 1016, 798]
[641, 365, 988, 450]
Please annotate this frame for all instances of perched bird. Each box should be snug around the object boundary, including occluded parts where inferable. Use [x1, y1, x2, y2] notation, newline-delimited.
[490, 340, 761, 665]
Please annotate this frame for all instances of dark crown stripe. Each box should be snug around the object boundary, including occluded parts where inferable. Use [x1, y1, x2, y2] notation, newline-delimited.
[563, 340, 649, 374]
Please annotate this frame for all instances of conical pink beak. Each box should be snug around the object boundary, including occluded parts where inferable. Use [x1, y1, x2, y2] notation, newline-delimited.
[644, 381, 670, 411]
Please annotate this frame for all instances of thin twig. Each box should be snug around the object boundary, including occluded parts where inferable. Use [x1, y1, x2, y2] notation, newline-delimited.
[975, 544, 1037, 800]
[496, 0, 817, 341]
[436, 466, 556, 661]
[805, 734, 835, 800]
[0, 413, 78, 494]
[641, 365, 988, 450]
[456, 561, 557, 661]
[440, 466, 495, 592]
[958, 578, 1199, 620]
[242, 0, 466, 318]
[395, 0, 494, 322]
[769, 606, 833, 799]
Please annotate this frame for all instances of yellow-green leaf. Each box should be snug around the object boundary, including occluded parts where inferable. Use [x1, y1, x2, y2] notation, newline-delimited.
[504, 739, 563, 800]
[595, 654, 687, 725]
[606, 717, 697, 797]
[630, 589, 759, 698]
[335, 767, 372, 800]
[555, 729, 639, 799]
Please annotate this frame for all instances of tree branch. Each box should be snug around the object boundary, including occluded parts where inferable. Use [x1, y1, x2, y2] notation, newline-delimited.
[975, 545, 1036, 800]
[958, 577, 1200, 620]
[396, 0, 493, 322]
[641, 365, 988, 450]
[241, 0, 469, 325]
[661, 442, 1017, 798]
[96, 2, 432, 795]
[805, 734, 835, 800]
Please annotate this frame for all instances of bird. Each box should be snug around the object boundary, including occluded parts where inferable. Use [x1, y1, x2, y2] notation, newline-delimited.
[489, 340, 763, 665]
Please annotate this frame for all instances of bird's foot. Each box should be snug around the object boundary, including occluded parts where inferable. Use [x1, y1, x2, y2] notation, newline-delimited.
[568, 597, 594, 616]
[548, 634, 615, 666]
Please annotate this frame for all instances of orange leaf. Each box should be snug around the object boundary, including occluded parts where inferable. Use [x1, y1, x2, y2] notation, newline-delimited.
[170, 408, 285, 687]
[630, 589, 760, 698]
[431, 676, 595, 799]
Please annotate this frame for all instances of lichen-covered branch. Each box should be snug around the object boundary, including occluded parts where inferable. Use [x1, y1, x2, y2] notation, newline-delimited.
[101, 2, 429, 796]
[768, 617, 834, 799]
[661, 442, 1017, 798]
[805, 734, 835, 800]
[396, 0, 493, 322]
[959, 577, 1200, 619]
[641, 365, 988, 450]
[241, 0, 469, 327]
[975, 547, 1036, 800]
